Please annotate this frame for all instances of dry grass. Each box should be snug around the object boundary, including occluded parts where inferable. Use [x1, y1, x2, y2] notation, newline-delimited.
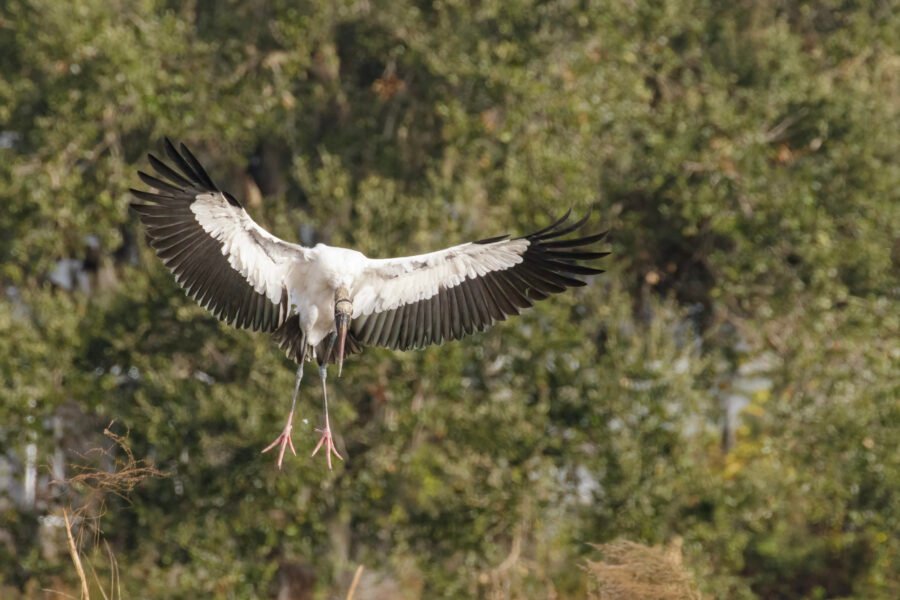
[50, 422, 166, 599]
[587, 538, 702, 600]
[345, 565, 364, 600]
[64, 423, 166, 505]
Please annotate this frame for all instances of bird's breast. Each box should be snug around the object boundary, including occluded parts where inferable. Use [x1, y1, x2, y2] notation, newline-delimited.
[284, 246, 367, 348]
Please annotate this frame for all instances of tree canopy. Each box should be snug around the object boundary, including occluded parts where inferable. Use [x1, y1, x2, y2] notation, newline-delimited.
[1, 1, 897, 598]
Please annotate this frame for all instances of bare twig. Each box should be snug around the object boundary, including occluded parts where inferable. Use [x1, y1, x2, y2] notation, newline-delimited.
[41, 589, 78, 599]
[106, 540, 121, 600]
[345, 565, 365, 600]
[64, 509, 90, 600]
[86, 557, 109, 600]
[762, 109, 808, 143]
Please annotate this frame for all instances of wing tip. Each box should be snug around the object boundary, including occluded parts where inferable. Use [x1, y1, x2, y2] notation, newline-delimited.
[473, 233, 511, 245]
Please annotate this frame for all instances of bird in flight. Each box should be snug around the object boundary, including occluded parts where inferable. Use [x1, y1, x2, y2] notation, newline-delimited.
[130, 139, 609, 469]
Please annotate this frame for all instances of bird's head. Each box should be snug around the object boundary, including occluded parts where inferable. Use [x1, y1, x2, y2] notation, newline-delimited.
[334, 287, 352, 377]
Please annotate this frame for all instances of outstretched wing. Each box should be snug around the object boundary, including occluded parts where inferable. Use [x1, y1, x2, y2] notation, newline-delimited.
[130, 139, 307, 332]
[350, 211, 609, 350]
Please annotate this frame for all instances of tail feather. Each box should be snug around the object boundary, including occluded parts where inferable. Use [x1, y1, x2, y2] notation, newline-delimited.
[273, 315, 363, 366]
[272, 316, 307, 364]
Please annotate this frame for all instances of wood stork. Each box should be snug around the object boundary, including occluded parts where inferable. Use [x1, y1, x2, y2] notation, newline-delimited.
[130, 139, 610, 469]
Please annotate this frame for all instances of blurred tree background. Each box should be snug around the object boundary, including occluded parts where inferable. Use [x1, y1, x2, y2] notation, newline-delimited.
[1, 0, 898, 598]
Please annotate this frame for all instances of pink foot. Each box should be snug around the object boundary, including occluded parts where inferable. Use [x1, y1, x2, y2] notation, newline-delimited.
[261, 412, 296, 470]
[311, 426, 343, 470]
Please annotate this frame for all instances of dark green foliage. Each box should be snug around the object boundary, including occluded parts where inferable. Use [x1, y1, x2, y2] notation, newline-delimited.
[1, 1, 897, 598]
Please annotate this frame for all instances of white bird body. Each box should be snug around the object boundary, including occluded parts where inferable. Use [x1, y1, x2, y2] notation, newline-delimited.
[130, 139, 610, 468]
[286, 244, 367, 347]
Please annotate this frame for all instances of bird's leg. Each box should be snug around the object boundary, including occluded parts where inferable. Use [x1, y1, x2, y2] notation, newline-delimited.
[311, 349, 343, 469]
[262, 363, 304, 469]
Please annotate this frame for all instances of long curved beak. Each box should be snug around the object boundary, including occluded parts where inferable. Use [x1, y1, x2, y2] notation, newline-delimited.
[335, 313, 349, 378]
